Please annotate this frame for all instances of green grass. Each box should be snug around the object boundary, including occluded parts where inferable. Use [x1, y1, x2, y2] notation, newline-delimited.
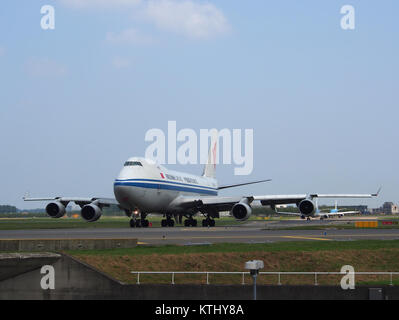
[68, 240, 399, 285]
[65, 239, 399, 257]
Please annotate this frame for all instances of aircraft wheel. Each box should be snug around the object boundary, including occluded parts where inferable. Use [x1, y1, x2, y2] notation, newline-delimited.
[142, 220, 149, 228]
[129, 219, 136, 228]
[135, 219, 142, 228]
[184, 218, 197, 227]
[167, 219, 175, 227]
[202, 219, 209, 227]
[209, 219, 215, 227]
[161, 219, 167, 227]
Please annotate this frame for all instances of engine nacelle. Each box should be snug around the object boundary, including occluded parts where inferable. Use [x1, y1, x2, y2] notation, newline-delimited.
[231, 202, 252, 221]
[298, 199, 316, 216]
[46, 202, 66, 218]
[81, 203, 102, 222]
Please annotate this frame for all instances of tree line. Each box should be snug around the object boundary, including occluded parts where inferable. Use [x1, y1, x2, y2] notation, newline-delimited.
[0, 205, 17, 213]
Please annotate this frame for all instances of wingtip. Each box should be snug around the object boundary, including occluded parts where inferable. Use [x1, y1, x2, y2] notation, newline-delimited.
[373, 186, 382, 197]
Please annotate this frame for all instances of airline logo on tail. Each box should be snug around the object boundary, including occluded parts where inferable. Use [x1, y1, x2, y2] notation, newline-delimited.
[203, 130, 218, 178]
[212, 141, 217, 170]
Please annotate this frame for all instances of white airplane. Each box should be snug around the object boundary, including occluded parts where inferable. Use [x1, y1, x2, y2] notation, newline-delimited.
[316, 200, 360, 220]
[24, 139, 380, 228]
[275, 199, 365, 221]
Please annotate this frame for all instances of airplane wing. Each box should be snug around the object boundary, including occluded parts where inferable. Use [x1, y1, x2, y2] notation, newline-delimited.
[168, 189, 380, 216]
[273, 211, 302, 216]
[218, 179, 272, 190]
[324, 210, 360, 216]
[23, 196, 119, 207]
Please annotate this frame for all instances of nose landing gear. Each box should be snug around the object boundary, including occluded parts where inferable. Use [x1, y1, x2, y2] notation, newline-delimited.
[129, 212, 150, 228]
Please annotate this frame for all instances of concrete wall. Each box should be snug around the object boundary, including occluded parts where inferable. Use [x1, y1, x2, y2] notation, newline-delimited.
[0, 253, 60, 281]
[0, 253, 398, 300]
[0, 238, 137, 252]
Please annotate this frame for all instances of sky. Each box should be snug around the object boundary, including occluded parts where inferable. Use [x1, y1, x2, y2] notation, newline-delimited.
[0, 0, 398, 209]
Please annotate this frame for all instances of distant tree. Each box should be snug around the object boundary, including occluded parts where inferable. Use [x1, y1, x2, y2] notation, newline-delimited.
[0, 205, 18, 213]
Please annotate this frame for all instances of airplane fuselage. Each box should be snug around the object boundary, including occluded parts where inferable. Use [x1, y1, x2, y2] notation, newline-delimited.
[113, 158, 218, 213]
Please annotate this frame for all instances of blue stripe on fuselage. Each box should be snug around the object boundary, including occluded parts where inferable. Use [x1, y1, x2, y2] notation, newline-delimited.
[114, 181, 218, 196]
[114, 178, 217, 191]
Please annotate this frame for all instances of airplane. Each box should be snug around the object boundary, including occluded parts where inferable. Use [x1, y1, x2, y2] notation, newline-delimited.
[275, 199, 364, 221]
[315, 200, 360, 220]
[24, 138, 380, 228]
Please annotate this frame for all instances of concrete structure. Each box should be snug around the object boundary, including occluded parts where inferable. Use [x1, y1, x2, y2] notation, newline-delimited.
[382, 202, 399, 215]
[0, 238, 137, 252]
[0, 253, 398, 300]
[368, 202, 399, 215]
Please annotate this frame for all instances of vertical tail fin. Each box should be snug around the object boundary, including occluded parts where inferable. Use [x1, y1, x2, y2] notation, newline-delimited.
[203, 131, 218, 178]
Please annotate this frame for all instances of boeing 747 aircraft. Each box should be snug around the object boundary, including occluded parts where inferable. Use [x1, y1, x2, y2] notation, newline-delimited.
[24, 139, 379, 228]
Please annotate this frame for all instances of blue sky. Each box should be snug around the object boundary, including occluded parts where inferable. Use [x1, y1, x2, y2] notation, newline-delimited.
[0, 0, 398, 209]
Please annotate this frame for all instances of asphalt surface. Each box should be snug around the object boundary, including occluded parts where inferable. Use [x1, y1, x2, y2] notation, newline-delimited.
[1, 221, 399, 245]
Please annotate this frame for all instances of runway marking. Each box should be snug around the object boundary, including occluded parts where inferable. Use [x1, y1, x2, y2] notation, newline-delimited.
[327, 234, 399, 238]
[139, 235, 329, 241]
[281, 236, 332, 241]
[139, 233, 399, 242]
[181, 228, 221, 232]
[137, 241, 148, 245]
[1, 232, 399, 243]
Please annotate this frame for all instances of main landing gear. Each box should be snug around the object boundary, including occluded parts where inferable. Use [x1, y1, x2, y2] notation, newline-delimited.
[184, 217, 216, 227]
[184, 218, 197, 227]
[202, 217, 215, 227]
[161, 217, 175, 227]
[130, 212, 150, 228]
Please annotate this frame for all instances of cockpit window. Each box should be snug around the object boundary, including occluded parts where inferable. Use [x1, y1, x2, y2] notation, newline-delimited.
[124, 161, 143, 167]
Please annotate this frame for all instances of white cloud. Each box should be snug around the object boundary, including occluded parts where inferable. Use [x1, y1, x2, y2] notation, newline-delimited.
[111, 56, 132, 69]
[106, 28, 154, 45]
[143, 0, 230, 39]
[25, 58, 67, 78]
[60, 0, 230, 40]
[59, 0, 142, 9]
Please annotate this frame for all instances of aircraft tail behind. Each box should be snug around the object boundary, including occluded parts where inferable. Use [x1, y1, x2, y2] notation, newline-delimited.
[203, 130, 218, 179]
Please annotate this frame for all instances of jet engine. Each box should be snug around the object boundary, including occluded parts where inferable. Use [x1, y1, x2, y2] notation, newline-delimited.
[231, 200, 252, 221]
[298, 199, 316, 216]
[81, 203, 102, 222]
[46, 202, 66, 218]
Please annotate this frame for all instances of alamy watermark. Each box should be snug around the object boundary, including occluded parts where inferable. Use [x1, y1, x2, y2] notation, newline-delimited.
[145, 121, 254, 176]
[40, 5, 55, 30]
[39, 5, 354, 31]
[340, 265, 355, 290]
[40, 265, 55, 290]
[341, 5, 355, 30]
